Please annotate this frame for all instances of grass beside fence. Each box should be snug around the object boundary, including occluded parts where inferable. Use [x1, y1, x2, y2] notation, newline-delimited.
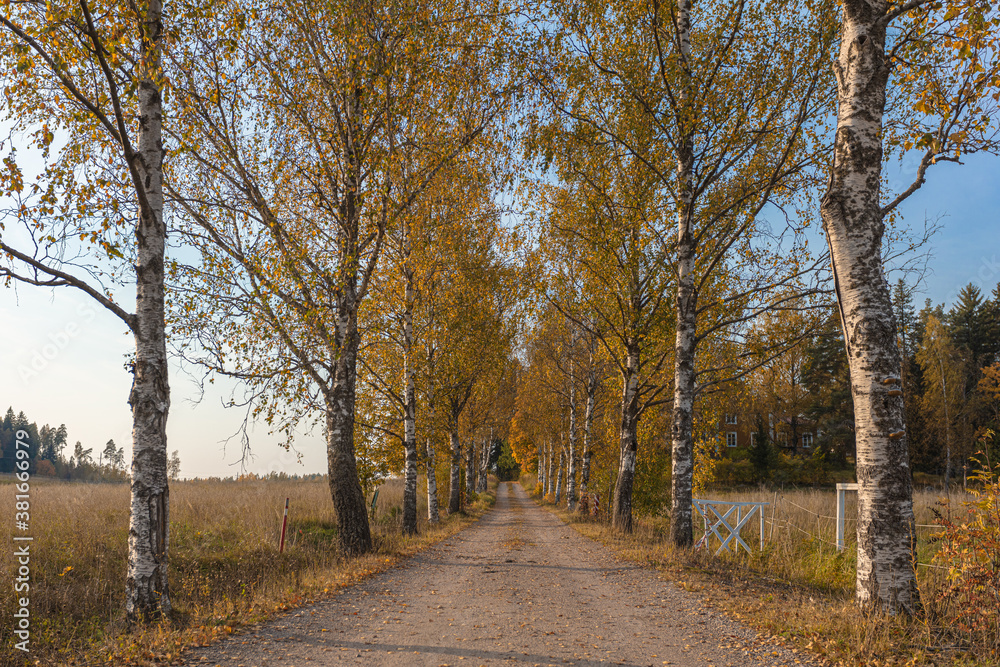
[0, 476, 495, 667]
[522, 474, 995, 666]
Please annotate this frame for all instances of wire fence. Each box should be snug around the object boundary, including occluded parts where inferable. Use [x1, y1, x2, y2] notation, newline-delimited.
[697, 490, 967, 572]
[781, 497, 943, 529]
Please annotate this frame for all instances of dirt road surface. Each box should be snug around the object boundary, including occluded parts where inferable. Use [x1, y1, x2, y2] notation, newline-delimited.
[183, 483, 814, 667]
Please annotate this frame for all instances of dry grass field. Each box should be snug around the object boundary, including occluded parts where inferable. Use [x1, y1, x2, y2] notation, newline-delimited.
[523, 475, 997, 666]
[0, 475, 495, 666]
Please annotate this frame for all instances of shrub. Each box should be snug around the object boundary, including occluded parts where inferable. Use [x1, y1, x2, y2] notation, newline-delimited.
[712, 458, 755, 486]
[933, 442, 1000, 656]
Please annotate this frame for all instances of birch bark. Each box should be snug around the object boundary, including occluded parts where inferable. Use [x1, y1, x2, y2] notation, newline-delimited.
[465, 439, 477, 495]
[448, 414, 462, 513]
[613, 344, 641, 531]
[555, 448, 565, 504]
[667, 0, 697, 549]
[566, 340, 578, 510]
[126, 0, 171, 621]
[426, 437, 440, 523]
[325, 287, 373, 555]
[537, 446, 547, 494]
[476, 433, 489, 493]
[403, 274, 417, 535]
[426, 343, 441, 523]
[547, 442, 556, 497]
[820, 0, 919, 613]
[580, 352, 598, 497]
[401, 240, 419, 534]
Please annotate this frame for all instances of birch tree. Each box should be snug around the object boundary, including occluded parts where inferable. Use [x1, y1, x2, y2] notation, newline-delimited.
[362, 158, 500, 534]
[168, 0, 507, 554]
[531, 118, 684, 528]
[461, 356, 518, 494]
[517, 304, 598, 509]
[529, 0, 833, 537]
[1, 0, 171, 621]
[429, 219, 520, 514]
[820, 0, 1000, 613]
[916, 315, 967, 489]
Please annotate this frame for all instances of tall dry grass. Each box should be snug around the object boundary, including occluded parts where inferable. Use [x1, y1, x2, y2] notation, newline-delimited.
[0, 475, 494, 666]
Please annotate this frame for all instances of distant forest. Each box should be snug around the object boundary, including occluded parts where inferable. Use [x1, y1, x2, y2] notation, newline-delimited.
[0, 407, 126, 482]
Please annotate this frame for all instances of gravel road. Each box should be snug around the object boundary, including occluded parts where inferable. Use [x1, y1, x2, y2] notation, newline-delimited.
[183, 482, 815, 667]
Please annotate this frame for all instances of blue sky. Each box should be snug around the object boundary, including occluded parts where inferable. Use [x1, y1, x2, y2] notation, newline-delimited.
[897, 154, 1000, 307]
[1, 151, 997, 479]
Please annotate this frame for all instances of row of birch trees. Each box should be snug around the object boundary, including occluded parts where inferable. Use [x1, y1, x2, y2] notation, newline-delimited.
[2, 0, 998, 625]
[511, 0, 1000, 617]
[0, 0, 523, 622]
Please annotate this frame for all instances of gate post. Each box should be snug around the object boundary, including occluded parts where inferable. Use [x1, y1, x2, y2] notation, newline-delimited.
[836, 483, 858, 551]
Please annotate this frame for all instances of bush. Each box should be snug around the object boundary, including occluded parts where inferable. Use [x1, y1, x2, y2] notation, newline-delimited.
[933, 444, 1000, 655]
[712, 458, 755, 486]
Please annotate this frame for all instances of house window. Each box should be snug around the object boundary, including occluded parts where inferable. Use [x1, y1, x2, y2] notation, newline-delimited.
[802, 433, 813, 448]
[727, 432, 738, 448]
[750, 432, 757, 448]
[725, 413, 738, 425]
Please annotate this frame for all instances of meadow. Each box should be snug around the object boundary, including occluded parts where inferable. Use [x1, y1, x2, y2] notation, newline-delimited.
[0, 475, 495, 666]
[523, 474, 999, 666]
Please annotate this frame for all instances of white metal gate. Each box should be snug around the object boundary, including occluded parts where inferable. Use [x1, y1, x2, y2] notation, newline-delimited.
[693, 499, 769, 555]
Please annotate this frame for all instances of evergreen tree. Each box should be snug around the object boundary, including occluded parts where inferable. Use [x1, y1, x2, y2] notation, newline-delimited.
[802, 311, 855, 466]
[981, 283, 1000, 366]
[949, 284, 990, 366]
[39, 424, 68, 461]
[917, 315, 970, 489]
[73, 441, 94, 466]
[104, 439, 126, 471]
[749, 415, 772, 481]
[915, 299, 945, 349]
[891, 281, 932, 472]
[168, 450, 182, 481]
[892, 279, 919, 362]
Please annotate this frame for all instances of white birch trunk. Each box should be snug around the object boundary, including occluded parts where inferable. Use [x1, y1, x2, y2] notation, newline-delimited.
[324, 296, 372, 556]
[546, 442, 555, 497]
[937, 355, 952, 491]
[820, 0, 919, 613]
[126, 0, 170, 621]
[535, 446, 545, 496]
[555, 448, 565, 504]
[425, 344, 440, 523]
[668, 0, 697, 550]
[566, 338, 578, 510]
[476, 432, 489, 493]
[580, 363, 597, 496]
[465, 438, 476, 495]
[322, 108, 374, 556]
[401, 236, 418, 535]
[613, 344, 641, 531]
[426, 437, 440, 523]
[448, 417, 462, 513]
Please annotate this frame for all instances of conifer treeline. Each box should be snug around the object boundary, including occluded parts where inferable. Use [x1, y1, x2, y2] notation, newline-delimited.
[0, 407, 126, 482]
[895, 281, 1000, 484]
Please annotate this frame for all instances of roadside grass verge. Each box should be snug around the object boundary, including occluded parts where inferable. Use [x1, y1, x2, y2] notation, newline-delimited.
[0, 476, 495, 667]
[520, 475, 995, 667]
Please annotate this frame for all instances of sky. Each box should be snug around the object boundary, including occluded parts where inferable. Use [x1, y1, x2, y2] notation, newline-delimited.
[1, 150, 997, 479]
